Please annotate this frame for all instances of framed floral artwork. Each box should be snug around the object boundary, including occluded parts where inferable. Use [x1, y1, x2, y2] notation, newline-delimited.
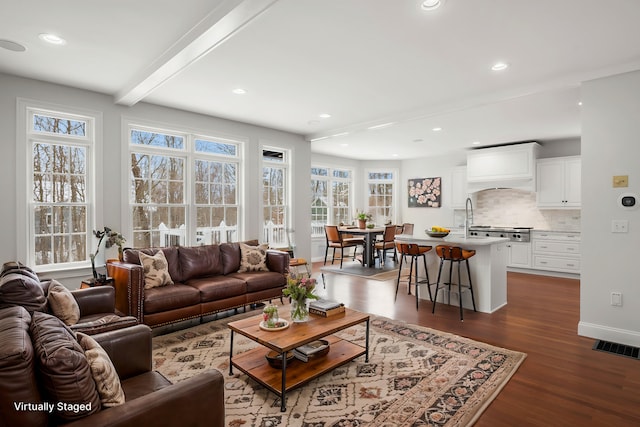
[408, 177, 441, 207]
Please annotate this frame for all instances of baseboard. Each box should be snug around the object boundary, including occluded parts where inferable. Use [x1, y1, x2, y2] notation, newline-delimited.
[578, 321, 640, 347]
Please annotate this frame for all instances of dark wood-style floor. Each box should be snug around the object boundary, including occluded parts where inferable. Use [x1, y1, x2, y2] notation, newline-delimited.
[311, 262, 640, 426]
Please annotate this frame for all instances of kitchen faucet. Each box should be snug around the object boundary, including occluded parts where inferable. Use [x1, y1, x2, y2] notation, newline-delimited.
[465, 197, 473, 238]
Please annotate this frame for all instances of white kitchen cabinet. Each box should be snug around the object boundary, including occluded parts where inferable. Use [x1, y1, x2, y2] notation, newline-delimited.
[531, 231, 580, 274]
[451, 166, 467, 209]
[507, 242, 531, 268]
[536, 156, 581, 208]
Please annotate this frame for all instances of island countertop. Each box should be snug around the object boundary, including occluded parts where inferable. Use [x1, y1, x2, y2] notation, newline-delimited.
[395, 233, 509, 246]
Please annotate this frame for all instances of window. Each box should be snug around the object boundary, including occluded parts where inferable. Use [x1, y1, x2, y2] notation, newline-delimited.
[311, 167, 353, 236]
[366, 170, 395, 224]
[128, 124, 241, 247]
[22, 105, 96, 268]
[262, 148, 289, 246]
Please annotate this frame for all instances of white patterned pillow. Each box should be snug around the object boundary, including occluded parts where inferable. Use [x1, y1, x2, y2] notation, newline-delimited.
[139, 250, 174, 289]
[238, 243, 270, 273]
[76, 332, 125, 407]
[47, 279, 80, 326]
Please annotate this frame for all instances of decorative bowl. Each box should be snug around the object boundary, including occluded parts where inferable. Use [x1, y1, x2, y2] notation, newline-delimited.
[265, 350, 295, 369]
[425, 230, 450, 238]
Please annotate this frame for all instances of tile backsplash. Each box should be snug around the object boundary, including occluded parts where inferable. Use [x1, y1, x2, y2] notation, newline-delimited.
[453, 189, 581, 231]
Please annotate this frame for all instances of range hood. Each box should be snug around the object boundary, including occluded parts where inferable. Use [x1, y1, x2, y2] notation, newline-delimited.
[466, 142, 540, 193]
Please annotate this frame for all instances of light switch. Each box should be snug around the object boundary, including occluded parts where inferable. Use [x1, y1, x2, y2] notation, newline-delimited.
[613, 175, 629, 188]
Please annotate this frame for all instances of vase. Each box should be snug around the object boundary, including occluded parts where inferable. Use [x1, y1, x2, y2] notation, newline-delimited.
[358, 219, 366, 229]
[290, 298, 310, 322]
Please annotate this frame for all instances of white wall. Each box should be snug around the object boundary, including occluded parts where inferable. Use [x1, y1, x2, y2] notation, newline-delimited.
[579, 70, 640, 346]
[0, 73, 310, 288]
[399, 152, 467, 233]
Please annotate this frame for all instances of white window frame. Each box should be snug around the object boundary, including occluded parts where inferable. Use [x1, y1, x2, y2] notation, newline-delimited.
[16, 98, 102, 273]
[311, 165, 354, 236]
[364, 168, 399, 225]
[260, 145, 291, 247]
[124, 119, 244, 247]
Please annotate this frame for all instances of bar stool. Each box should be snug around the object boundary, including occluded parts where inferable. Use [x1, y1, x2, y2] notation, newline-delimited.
[432, 245, 477, 321]
[395, 242, 433, 310]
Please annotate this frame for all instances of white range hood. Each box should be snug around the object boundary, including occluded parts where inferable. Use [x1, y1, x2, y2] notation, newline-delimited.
[466, 142, 540, 193]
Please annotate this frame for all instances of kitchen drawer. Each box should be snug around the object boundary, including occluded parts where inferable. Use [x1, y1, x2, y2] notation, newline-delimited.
[532, 232, 580, 242]
[533, 255, 580, 273]
[533, 240, 580, 255]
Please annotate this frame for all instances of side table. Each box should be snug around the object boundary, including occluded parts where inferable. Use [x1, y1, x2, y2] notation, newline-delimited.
[81, 277, 114, 289]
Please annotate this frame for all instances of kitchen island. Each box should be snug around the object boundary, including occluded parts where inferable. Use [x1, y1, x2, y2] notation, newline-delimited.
[395, 233, 509, 313]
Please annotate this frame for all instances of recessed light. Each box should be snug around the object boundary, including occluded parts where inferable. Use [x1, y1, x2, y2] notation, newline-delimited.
[491, 62, 509, 71]
[367, 122, 396, 130]
[577, 101, 583, 106]
[392, 153, 399, 157]
[318, 113, 332, 119]
[39, 33, 66, 45]
[472, 141, 481, 145]
[421, 0, 443, 11]
[432, 127, 442, 132]
[0, 39, 27, 52]
[341, 143, 349, 147]
[232, 88, 247, 95]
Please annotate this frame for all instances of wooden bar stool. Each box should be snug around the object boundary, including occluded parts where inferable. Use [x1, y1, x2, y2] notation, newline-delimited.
[433, 245, 477, 321]
[395, 242, 433, 310]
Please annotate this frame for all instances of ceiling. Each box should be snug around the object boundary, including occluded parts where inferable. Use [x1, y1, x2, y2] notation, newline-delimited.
[2, 0, 640, 160]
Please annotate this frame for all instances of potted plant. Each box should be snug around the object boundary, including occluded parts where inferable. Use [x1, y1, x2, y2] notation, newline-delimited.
[355, 210, 372, 229]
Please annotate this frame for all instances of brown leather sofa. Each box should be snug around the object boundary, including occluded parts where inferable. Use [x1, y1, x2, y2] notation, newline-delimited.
[0, 305, 225, 427]
[107, 241, 288, 328]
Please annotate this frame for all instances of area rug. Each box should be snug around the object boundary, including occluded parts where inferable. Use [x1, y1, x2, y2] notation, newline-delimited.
[321, 261, 400, 281]
[152, 311, 526, 426]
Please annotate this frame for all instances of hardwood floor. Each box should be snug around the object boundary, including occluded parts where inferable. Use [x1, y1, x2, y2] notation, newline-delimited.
[312, 262, 640, 426]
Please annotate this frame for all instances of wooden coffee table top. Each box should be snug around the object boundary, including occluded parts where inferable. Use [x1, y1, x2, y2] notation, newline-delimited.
[228, 308, 369, 353]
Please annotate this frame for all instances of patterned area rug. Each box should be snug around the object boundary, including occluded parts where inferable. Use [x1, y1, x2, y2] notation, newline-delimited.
[153, 311, 526, 426]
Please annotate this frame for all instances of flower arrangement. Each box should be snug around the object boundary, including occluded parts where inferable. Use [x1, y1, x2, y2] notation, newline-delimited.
[283, 273, 318, 322]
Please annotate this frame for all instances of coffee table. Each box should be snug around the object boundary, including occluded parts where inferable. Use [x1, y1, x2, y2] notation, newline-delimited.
[228, 308, 370, 412]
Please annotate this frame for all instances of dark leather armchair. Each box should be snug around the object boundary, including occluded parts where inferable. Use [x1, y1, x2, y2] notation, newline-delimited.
[0, 305, 225, 427]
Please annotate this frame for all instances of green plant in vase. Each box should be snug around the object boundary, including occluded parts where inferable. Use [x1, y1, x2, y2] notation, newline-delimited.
[283, 274, 318, 322]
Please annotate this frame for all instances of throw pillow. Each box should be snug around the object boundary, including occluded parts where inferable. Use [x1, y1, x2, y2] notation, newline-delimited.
[30, 311, 101, 421]
[139, 250, 174, 289]
[76, 332, 125, 407]
[47, 279, 81, 326]
[0, 272, 47, 313]
[238, 243, 270, 273]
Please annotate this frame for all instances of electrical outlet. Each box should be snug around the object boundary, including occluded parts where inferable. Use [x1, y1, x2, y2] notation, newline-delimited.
[611, 220, 629, 233]
[611, 292, 623, 306]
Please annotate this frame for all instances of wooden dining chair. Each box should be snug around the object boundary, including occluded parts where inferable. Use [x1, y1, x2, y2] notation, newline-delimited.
[374, 225, 397, 267]
[324, 225, 363, 268]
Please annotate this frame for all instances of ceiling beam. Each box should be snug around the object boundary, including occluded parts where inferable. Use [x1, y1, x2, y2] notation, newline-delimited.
[114, 0, 280, 106]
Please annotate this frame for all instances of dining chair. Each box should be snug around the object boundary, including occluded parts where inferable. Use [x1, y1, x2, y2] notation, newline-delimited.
[374, 225, 397, 267]
[324, 225, 364, 268]
[401, 223, 414, 235]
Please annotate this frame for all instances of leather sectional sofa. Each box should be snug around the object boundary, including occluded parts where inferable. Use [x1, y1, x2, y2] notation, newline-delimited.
[107, 240, 288, 328]
[0, 305, 225, 427]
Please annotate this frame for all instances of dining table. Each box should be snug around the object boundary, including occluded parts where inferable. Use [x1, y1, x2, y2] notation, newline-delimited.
[338, 226, 386, 267]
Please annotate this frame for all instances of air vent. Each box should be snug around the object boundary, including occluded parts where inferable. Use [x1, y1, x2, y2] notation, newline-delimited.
[593, 340, 640, 359]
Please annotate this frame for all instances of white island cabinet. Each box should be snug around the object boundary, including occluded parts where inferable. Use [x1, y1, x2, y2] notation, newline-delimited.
[395, 234, 509, 314]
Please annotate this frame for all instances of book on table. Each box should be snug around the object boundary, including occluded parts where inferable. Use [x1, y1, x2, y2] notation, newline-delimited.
[309, 299, 345, 317]
[293, 340, 329, 362]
